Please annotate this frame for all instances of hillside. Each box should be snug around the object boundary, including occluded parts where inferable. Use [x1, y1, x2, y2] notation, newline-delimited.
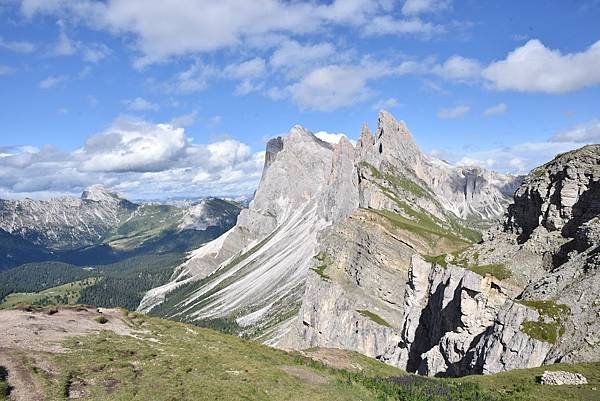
[0, 306, 598, 401]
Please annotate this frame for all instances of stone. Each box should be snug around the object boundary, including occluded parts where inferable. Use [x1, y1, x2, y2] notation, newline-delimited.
[540, 371, 588, 385]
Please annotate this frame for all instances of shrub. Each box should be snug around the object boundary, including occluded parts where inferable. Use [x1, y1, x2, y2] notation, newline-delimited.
[95, 316, 109, 324]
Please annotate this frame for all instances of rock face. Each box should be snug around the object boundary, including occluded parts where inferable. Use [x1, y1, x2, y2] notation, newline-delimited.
[142, 111, 539, 377]
[462, 144, 600, 367]
[540, 371, 588, 385]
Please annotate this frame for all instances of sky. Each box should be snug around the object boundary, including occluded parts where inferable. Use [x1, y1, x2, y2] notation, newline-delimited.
[0, 0, 599, 200]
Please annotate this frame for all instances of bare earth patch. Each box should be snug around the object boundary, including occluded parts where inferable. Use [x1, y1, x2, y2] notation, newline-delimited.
[0, 307, 141, 401]
[302, 348, 364, 372]
[280, 366, 328, 385]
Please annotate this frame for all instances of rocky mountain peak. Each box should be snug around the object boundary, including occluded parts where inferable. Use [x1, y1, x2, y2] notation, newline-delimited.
[81, 185, 122, 203]
[357, 110, 423, 175]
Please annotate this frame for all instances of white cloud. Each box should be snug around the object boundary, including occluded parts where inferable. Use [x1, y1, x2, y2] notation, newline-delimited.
[52, 19, 110, 62]
[550, 120, 600, 143]
[314, 131, 355, 145]
[39, 75, 67, 89]
[372, 97, 402, 110]
[124, 97, 159, 111]
[432, 55, 481, 82]
[0, 36, 35, 53]
[20, 0, 447, 65]
[483, 39, 600, 93]
[287, 60, 396, 111]
[437, 105, 469, 119]
[224, 58, 266, 80]
[484, 102, 507, 116]
[455, 141, 585, 174]
[78, 119, 188, 172]
[362, 15, 443, 36]
[0, 116, 265, 199]
[401, 0, 451, 15]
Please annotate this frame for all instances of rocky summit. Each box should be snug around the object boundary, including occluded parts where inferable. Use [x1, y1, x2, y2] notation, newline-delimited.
[138, 111, 596, 378]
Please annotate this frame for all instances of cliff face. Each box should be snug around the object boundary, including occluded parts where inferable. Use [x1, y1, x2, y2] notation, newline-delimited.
[139, 111, 546, 377]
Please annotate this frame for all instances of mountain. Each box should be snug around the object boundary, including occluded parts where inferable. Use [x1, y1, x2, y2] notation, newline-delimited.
[0, 187, 242, 268]
[0, 185, 135, 251]
[140, 111, 541, 376]
[0, 188, 243, 312]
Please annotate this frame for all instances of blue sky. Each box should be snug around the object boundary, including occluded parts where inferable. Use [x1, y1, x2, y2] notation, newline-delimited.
[0, 0, 599, 199]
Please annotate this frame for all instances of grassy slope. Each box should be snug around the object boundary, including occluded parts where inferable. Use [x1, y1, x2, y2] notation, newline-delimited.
[13, 309, 597, 401]
[0, 278, 97, 309]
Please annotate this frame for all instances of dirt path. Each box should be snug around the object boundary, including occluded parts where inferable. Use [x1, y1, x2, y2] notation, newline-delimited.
[0, 349, 44, 401]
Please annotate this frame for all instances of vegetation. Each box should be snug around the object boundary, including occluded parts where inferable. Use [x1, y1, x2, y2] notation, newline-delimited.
[460, 361, 600, 401]
[517, 300, 571, 344]
[0, 253, 182, 311]
[11, 308, 597, 401]
[467, 264, 512, 281]
[423, 252, 512, 281]
[356, 309, 392, 328]
[371, 208, 472, 251]
[311, 252, 331, 280]
[0, 365, 9, 400]
[0, 278, 97, 309]
[94, 315, 109, 324]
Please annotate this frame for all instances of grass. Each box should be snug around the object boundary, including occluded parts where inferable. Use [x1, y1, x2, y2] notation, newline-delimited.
[311, 252, 331, 281]
[467, 264, 512, 280]
[424, 252, 512, 281]
[516, 300, 571, 344]
[356, 309, 392, 328]
[460, 362, 600, 401]
[0, 278, 97, 309]
[371, 208, 471, 251]
[6, 307, 600, 401]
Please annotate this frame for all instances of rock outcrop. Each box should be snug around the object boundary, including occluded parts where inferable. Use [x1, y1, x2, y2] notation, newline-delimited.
[462, 144, 600, 368]
[540, 371, 588, 385]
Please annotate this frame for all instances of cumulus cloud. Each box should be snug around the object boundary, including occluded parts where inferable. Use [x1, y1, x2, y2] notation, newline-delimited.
[78, 119, 188, 172]
[437, 105, 469, 119]
[550, 120, 600, 143]
[0, 117, 265, 199]
[432, 55, 481, 82]
[483, 102, 507, 116]
[482, 39, 600, 93]
[314, 131, 355, 145]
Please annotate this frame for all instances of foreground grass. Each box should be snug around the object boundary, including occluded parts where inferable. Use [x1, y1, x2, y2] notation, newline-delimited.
[460, 362, 600, 401]
[13, 308, 597, 401]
